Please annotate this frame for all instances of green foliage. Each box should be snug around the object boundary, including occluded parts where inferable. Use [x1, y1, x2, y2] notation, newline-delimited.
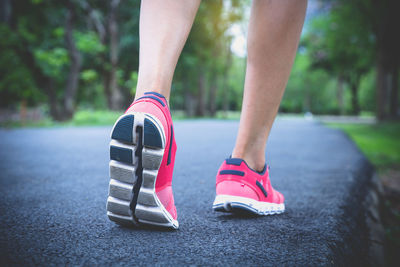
[171, 0, 246, 115]
[71, 109, 121, 126]
[0, 0, 385, 119]
[305, 1, 374, 76]
[127, 71, 138, 96]
[75, 31, 105, 54]
[224, 56, 246, 111]
[328, 122, 400, 169]
[0, 109, 121, 128]
[34, 48, 69, 78]
[16, 16, 38, 43]
[358, 69, 376, 112]
[291, 0, 378, 115]
[0, 24, 42, 107]
[81, 69, 98, 82]
[78, 69, 106, 109]
[283, 52, 342, 114]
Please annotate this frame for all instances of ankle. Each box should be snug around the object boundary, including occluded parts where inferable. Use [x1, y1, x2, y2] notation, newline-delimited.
[135, 72, 172, 101]
[231, 149, 266, 173]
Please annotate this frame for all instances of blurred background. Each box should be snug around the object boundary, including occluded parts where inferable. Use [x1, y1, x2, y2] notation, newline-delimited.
[0, 0, 399, 123]
[0, 0, 399, 262]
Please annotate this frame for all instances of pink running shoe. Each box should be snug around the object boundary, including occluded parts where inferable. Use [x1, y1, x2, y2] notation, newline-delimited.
[106, 92, 178, 229]
[213, 158, 285, 215]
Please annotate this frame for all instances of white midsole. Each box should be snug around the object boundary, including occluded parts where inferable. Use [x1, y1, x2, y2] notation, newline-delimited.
[213, 194, 285, 215]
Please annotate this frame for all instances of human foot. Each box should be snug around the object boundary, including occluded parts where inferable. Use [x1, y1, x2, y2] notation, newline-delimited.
[213, 157, 284, 215]
[106, 92, 178, 229]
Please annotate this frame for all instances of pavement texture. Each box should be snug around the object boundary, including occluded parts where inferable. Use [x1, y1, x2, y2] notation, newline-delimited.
[0, 119, 375, 266]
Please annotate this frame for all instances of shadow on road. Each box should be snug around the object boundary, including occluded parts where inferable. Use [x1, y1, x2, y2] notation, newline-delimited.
[109, 223, 177, 233]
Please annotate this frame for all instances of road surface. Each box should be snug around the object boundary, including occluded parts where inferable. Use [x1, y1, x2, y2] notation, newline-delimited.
[0, 119, 374, 266]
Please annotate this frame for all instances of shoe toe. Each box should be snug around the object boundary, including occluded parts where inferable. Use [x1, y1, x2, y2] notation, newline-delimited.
[277, 191, 285, 204]
[156, 186, 177, 220]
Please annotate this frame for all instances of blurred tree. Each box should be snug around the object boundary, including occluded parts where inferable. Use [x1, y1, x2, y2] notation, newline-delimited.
[108, 0, 122, 110]
[79, 0, 111, 109]
[0, 0, 47, 109]
[283, 52, 340, 114]
[304, 0, 375, 115]
[0, 0, 140, 119]
[0, 23, 42, 108]
[0, 0, 250, 120]
[373, 0, 400, 120]
[64, 0, 82, 119]
[117, 0, 140, 107]
[305, 0, 400, 119]
[175, 0, 244, 117]
[7, 0, 73, 120]
[80, 0, 131, 110]
[0, 0, 86, 120]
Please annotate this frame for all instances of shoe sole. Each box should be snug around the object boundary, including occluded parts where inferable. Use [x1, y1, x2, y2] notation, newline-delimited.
[106, 112, 179, 229]
[212, 195, 285, 215]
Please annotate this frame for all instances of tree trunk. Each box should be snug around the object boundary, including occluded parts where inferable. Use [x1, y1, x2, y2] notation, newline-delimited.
[376, 52, 389, 120]
[337, 75, 345, 115]
[183, 70, 195, 117]
[196, 68, 206, 117]
[184, 91, 195, 117]
[304, 78, 311, 112]
[103, 70, 112, 108]
[63, 1, 82, 120]
[80, 1, 111, 109]
[389, 65, 398, 118]
[222, 46, 232, 116]
[0, 0, 11, 24]
[14, 19, 58, 119]
[350, 81, 360, 115]
[373, 0, 400, 121]
[208, 70, 217, 117]
[20, 99, 27, 124]
[45, 78, 60, 120]
[109, 0, 123, 110]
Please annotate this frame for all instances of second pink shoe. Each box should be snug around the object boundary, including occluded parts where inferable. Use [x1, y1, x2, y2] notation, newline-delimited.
[213, 158, 285, 215]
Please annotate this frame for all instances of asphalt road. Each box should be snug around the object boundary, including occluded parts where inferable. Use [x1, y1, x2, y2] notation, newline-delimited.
[0, 119, 374, 266]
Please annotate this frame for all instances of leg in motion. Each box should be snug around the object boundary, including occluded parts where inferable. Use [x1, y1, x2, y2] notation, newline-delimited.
[135, 0, 201, 102]
[107, 0, 200, 229]
[214, 0, 307, 215]
[233, 0, 307, 170]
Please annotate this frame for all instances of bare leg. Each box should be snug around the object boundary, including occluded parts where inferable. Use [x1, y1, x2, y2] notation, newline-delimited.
[232, 0, 307, 171]
[135, 0, 201, 101]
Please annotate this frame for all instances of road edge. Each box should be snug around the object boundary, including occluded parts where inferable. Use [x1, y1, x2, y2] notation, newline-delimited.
[365, 172, 385, 266]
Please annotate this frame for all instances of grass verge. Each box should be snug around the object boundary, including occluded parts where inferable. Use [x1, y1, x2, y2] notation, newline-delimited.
[328, 121, 400, 266]
[327, 122, 400, 169]
[0, 109, 242, 128]
[0, 109, 123, 128]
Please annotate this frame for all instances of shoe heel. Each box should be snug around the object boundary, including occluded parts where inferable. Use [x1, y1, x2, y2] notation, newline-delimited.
[107, 114, 140, 225]
[135, 115, 178, 229]
[107, 112, 178, 229]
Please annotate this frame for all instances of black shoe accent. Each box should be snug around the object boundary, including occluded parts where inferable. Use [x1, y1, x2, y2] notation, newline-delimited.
[219, 170, 245, 176]
[143, 118, 163, 149]
[111, 115, 134, 143]
[110, 146, 133, 164]
[167, 125, 173, 165]
[256, 180, 268, 197]
[136, 95, 165, 107]
[144, 91, 166, 100]
[130, 126, 143, 217]
[226, 157, 267, 175]
[225, 158, 243, 166]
